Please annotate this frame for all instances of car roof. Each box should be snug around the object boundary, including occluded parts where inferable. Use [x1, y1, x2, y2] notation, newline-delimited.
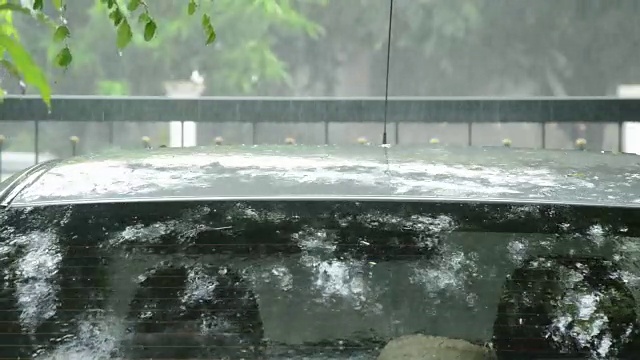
[2, 145, 640, 208]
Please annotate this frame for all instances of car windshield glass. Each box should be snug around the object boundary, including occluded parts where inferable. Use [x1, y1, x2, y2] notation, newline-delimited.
[1, 200, 640, 359]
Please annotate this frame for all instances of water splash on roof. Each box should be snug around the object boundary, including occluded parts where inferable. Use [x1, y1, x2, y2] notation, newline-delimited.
[12, 146, 637, 206]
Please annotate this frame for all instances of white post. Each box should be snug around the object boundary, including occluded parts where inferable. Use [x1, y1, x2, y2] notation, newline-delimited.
[617, 85, 640, 154]
[163, 71, 205, 148]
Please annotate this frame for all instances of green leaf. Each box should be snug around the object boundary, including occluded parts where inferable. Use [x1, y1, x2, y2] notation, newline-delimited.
[0, 3, 58, 28]
[53, 25, 70, 42]
[188, 0, 197, 15]
[33, 0, 43, 10]
[138, 12, 150, 23]
[206, 27, 216, 44]
[55, 46, 72, 67]
[201, 13, 211, 29]
[0, 34, 50, 107]
[201, 14, 216, 45]
[143, 18, 156, 41]
[127, 0, 141, 12]
[52, 0, 64, 10]
[109, 8, 123, 26]
[0, 3, 32, 15]
[116, 19, 132, 49]
[0, 5, 58, 35]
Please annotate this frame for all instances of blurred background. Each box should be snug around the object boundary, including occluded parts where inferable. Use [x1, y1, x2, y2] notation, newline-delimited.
[2, 0, 640, 178]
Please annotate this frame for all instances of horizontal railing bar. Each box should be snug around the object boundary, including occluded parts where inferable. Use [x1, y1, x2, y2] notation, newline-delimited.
[3, 95, 638, 101]
[1, 96, 639, 123]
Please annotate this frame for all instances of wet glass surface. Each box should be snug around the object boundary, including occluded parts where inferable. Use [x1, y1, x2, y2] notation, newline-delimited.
[0, 200, 640, 359]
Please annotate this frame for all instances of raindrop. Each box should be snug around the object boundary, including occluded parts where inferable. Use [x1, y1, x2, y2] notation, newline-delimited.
[117, 51, 123, 57]
[466, 293, 478, 307]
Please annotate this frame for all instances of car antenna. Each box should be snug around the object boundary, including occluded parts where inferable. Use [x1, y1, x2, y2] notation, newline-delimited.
[381, 0, 394, 146]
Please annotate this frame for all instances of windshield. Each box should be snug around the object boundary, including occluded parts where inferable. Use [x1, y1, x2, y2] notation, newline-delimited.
[1, 200, 640, 359]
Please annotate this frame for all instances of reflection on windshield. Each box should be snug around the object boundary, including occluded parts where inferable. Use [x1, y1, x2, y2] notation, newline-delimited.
[0, 201, 640, 359]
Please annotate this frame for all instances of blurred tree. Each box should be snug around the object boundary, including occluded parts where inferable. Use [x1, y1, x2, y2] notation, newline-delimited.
[2, 0, 322, 101]
[0, 0, 221, 105]
[286, 0, 640, 97]
[284, 0, 640, 149]
[12, 0, 323, 96]
[0, 0, 52, 105]
[1, 0, 321, 155]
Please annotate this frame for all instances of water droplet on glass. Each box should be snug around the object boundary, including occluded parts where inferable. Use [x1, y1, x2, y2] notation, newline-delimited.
[466, 292, 478, 307]
[117, 51, 123, 57]
[251, 75, 259, 83]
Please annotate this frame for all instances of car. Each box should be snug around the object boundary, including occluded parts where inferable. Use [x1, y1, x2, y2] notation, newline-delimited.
[0, 151, 56, 182]
[1, 144, 640, 359]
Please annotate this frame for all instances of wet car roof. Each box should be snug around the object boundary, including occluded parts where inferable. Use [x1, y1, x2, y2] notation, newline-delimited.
[3, 145, 640, 207]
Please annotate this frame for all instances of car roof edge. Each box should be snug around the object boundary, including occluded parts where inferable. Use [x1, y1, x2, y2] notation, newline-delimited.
[0, 160, 61, 208]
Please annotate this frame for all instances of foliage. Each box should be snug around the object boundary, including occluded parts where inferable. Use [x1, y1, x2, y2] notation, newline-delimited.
[1, 0, 321, 156]
[3, 1, 640, 100]
[0, 0, 218, 107]
[0, 0, 53, 105]
[10, 0, 322, 96]
[96, 79, 129, 95]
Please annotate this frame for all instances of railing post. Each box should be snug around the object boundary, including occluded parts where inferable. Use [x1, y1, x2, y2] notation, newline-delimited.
[252, 121, 257, 145]
[108, 122, 114, 146]
[0, 134, 4, 180]
[34, 120, 40, 164]
[142, 136, 151, 149]
[324, 121, 329, 145]
[70, 136, 79, 156]
[394, 121, 400, 145]
[618, 121, 624, 153]
[617, 84, 640, 154]
[163, 73, 204, 148]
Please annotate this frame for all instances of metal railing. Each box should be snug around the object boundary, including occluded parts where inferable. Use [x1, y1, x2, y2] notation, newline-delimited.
[0, 95, 638, 173]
